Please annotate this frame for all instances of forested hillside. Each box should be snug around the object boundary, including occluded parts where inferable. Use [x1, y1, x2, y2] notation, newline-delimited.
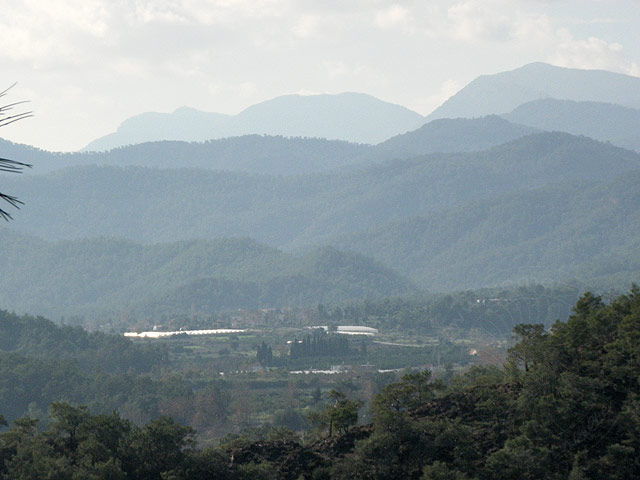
[330, 171, 640, 289]
[0, 310, 178, 421]
[377, 115, 537, 156]
[502, 98, 640, 152]
[1, 288, 638, 479]
[1, 116, 543, 175]
[0, 231, 415, 320]
[1, 136, 375, 175]
[2, 132, 639, 318]
[5, 132, 637, 246]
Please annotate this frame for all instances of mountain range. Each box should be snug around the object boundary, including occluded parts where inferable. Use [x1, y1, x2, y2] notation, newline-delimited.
[427, 62, 640, 120]
[0, 115, 541, 175]
[82, 92, 426, 151]
[2, 62, 640, 323]
[2, 131, 639, 318]
[501, 98, 640, 152]
[5, 132, 637, 246]
[73, 62, 640, 153]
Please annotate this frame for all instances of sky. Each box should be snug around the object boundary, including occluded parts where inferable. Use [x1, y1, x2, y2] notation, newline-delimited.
[1, 0, 640, 152]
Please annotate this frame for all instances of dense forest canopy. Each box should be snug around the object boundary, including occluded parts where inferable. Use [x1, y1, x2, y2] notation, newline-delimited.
[0, 288, 638, 479]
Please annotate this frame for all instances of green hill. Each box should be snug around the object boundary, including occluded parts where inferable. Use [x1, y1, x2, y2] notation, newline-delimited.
[376, 115, 537, 156]
[3, 117, 540, 177]
[328, 171, 640, 290]
[502, 98, 640, 152]
[4, 132, 638, 247]
[0, 232, 415, 320]
[0, 135, 375, 176]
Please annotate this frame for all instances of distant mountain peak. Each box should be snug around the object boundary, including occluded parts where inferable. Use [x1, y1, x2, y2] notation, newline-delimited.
[427, 62, 640, 121]
[83, 92, 425, 152]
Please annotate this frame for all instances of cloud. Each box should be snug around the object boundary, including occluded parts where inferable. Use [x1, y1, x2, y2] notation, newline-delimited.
[439, 0, 640, 77]
[374, 5, 410, 30]
[3, 0, 640, 150]
[549, 29, 640, 76]
[446, 1, 515, 42]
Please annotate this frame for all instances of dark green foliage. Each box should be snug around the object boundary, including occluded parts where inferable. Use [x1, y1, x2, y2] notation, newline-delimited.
[0, 232, 415, 320]
[0, 310, 166, 373]
[0, 349, 192, 423]
[0, 310, 200, 423]
[0, 404, 194, 480]
[256, 342, 273, 367]
[1, 288, 640, 478]
[122, 416, 194, 480]
[308, 389, 363, 437]
[324, 287, 640, 479]
[289, 329, 350, 359]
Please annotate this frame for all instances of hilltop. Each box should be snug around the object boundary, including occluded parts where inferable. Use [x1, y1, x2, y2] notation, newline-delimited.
[0, 231, 415, 320]
[82, 92, 425, 151]
[427, 62, 640, 120]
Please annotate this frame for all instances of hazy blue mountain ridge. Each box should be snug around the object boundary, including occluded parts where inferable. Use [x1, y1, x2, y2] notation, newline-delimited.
[502, 98, 640, 151]
[82, 92, 426, 151]
[2, 115, 548, 176]
[376, 115, 538, 156]
[428, 62, 640, 120]
[2, 132, 640, 318]
[4, 132, 639, 247]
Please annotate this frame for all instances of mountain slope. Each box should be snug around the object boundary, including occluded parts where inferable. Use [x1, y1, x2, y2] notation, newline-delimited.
[25, 135, 375, 176]
[502, 98, 640, 152]
[376, 115, 538, 156]
[0, 231, 415, 320]
[4, 133, 640, 247]
[83, 92, 425, 151]
[327, 171, 640, 290]
[428, 62, 640, 120]
[3, 117, 538, 177]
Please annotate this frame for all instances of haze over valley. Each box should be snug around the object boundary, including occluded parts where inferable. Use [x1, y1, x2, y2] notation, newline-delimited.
[2, 63, 640, 321]
[2, 46, 640, 478]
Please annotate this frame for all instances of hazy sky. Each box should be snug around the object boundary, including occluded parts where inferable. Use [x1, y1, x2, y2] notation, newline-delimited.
[2, 0, 639, 151]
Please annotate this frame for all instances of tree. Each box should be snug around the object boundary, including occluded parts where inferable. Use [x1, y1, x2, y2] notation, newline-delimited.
[507, 324, 547, 372]
[372, 369, 443, 418]
[308, 389, 362, 437]
[123, 416, 194, 480]
[1, 84, 32, 220]
[256, 342, 273, 367]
